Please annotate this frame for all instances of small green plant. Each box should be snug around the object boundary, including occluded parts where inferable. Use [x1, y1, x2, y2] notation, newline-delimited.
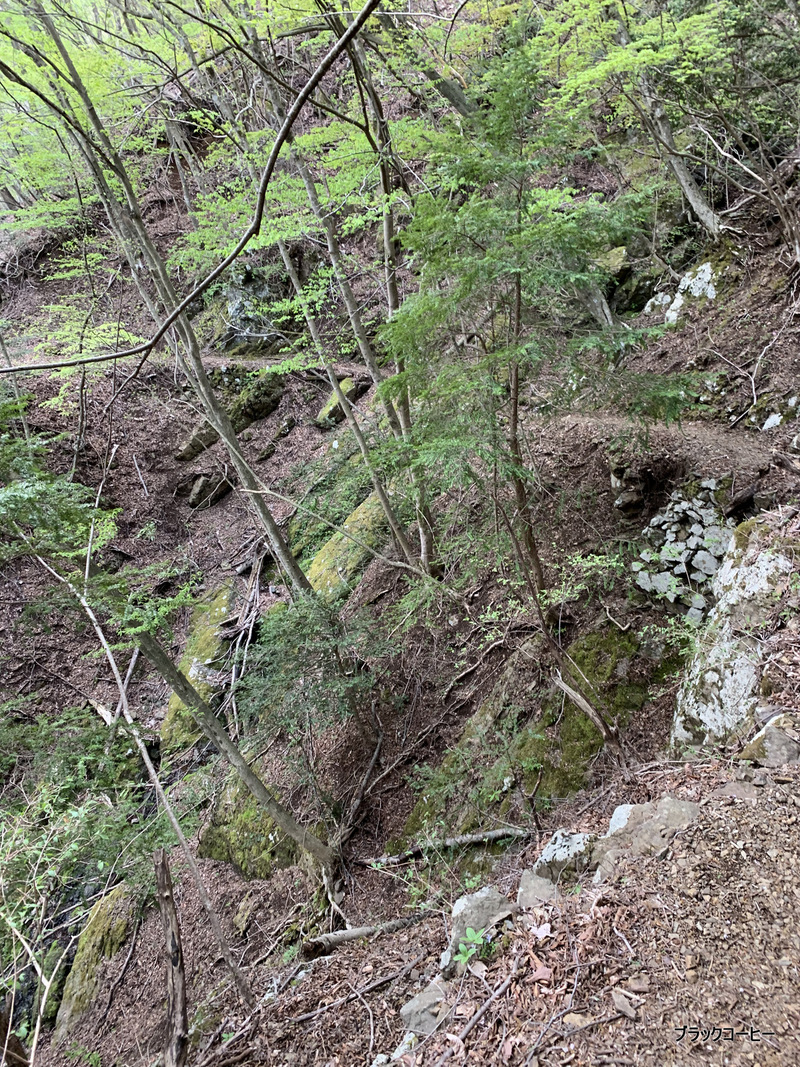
[134, 520, 157, 541]
[66, 1045, 101, 1067]
[454, 926, 487, 966]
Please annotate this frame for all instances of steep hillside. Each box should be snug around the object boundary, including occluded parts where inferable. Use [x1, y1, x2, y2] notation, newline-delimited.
[0, 2, 799, 1066]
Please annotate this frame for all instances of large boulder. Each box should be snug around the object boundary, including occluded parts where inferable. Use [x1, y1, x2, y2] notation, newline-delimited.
[161, 583, 236, 753]
[176, 369, 285, 461]
[54, 886, 132, 1043]
[306, 492, 388, 600]
[671, 519, 793, 749]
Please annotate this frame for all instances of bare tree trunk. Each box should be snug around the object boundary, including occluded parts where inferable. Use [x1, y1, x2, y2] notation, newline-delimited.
[154, 849, 189, 1067]
[612, 14, 721, 238]
[290, 150, 404, 437]
[30, 554, 255, 1006]
[29, 4, 311, 597]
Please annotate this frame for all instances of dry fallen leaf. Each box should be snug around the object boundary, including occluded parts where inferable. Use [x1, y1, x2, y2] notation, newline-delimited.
[612, 989, 638, 1020]
[530, 964, 552, 983]
[563, 1012, 594, 1028]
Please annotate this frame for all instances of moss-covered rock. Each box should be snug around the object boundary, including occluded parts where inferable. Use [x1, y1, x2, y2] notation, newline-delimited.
[287, 446, 371, 562]
[198, 777, 299, 879]
[33, 940, 70, 1024]
[306, 492, 388, 600]
[54, 886, 132, 1043]
[175, 369, 285, 461]
[315, 377, 361, 427]
[161, 583, 236, 753]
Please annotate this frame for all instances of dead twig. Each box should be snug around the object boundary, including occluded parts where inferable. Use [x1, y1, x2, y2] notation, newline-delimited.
[301, 912, 431, 959]
[289, 953, 424, 1022]
[361, 826, 535, 868]
[432, 960, 519, 1067]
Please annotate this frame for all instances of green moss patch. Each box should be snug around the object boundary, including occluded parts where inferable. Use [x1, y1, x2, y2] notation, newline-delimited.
[287, 445, 371, 561]
[54, 885, 132, 1043]
[306, 492, 388, 600]
[315, 377, 359, 427]
[198, 777, 299, 879]
[397, 629, 648, 849]
[161, 583, 236, 753]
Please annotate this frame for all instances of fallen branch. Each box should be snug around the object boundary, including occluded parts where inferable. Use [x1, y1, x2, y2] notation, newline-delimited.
[553, 673, 629, 777]
[431, 960, 519, 1067]
[361, 826, 535, 868]
[301, 913, 430, 959]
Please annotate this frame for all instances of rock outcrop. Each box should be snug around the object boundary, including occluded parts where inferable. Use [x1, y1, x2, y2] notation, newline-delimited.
[54, 886, 132, 1043]
[160, 583, 236, 753]
[671, 517, 793, 748]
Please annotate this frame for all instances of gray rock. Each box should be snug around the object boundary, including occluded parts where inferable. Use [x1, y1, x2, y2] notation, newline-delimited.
[762, 412, 783, 432]
[644, 291, 672, 315]
[635, 572, 653, 593]
[188, 473, 234, 510]
[711, 781, 761, 801]
[737, 715, 800, 767]
[650, 572, 676, 595]
[693, 550, 719, 576]
[533, 830, 594, 882]
[673, 531, 794, 748]
[592, 797, 699, 882]
[703, 527, 731, 556]
[517, 872, 558, 907]
[700, 478, 718, 491]
[614, 489, 644, 514]
[441, 886, 513, 976]
[399, 980, 448, 1035]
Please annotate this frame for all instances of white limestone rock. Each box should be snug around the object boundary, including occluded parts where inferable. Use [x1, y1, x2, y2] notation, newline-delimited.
[672, 522, 793, 748]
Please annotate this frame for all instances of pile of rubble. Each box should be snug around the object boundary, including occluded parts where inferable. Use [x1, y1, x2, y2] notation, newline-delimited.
[632, 480, 736, 620]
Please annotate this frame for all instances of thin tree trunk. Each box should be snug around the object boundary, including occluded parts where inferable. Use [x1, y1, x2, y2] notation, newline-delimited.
[154, 849, 188, 1067]
[135, 632, 337, 875]
[276, 240, 418, 568]
[31, 5, 311, 596]
[291, 150, 404, 437]
[613, 14, 721, 238]
[30, 555, 255, 1006]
